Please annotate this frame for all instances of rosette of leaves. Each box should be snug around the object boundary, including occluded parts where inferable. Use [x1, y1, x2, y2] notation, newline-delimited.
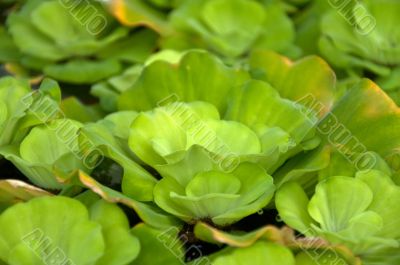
[4, 0, 158, 84]
[319, 0, 400, 104]
[0, 118, 94, 189]
[128, 101, 275, 225]
[0, 196, 139, 265]
[276, 170, 400, 265]
[165, 0, 299, 58]
[128, 95, 318, 171]
[0, 77, 61, 148]
[118, 50, 337, 176]
[85, 50, 338, 221]
[152, 160, 274, 225]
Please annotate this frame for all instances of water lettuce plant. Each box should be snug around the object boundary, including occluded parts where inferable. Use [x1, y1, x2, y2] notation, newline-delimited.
[0, 77, 96, 189]
[153, 161, 274, 225]
[0, 76, 61, 148]
[107, 0, 299, 60]
[319, 0, 400, 104]
[3, 0, 157, 83]
[276, 170, 400, 265]
[117, 50, 336, 187]
[1, 119, 91, 189]
[127, 101, 276, 224]
[166, 0, 299, 58]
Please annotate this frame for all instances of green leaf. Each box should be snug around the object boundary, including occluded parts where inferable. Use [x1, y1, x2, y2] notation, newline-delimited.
[128, 104, 188, 166]
[0, 196, 105, 265]
[356, 170, 400, 239]
[89, 200, 140, 265]
[44, 60, 122, 84]
[131, 224, 184, 265]
[308, 176, 373, 233]
[275, 182, 315, 235]
[224, 79, 320, 172]
[249, 50, 336, 117]
[319, 79, 400, 170]
[204, 119, 262, 155]
[36, 78, 62, 103]
[91, 82, 122, 113]
[200, 0, 265, 57]
[97, 29, 158, 63]
[154, 162, 274, 226]
[225, 80, 317, 145]
[7, 10, 69, 61]
[20, 119, 83, 166]
[210, 241, 295, 265]
[273, 145, 331, 188]
[338, 211, 383, 240]
[288, 79, 400, 189]
[1, 119, 89, 189]
[60, 97, 104, 123]
[144, 49, 186, 66]
[118, 50, 249, 114]
[100, 111, 139, 140]
[31, 1, 88, 45]
[78, 171, 181, 229]
[153, 145, 220, 187]
[185, 171, 241, 197]
[254, 1, 299, 57]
